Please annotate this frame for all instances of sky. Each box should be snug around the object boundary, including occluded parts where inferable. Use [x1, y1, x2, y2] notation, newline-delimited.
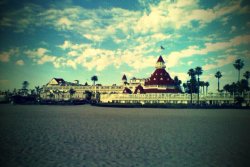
[0, 0, 250, 92]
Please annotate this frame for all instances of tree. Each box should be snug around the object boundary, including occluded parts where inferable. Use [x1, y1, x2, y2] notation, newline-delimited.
[22, 81, 29, 90]
[35, 86, 42, 100]
[205, 82, 209, 95]
[183, 83, 187, 93]
[187, 68, 196, 104]
[21, 81, 29, 95]
[91, 75, 98, 85]
[174, 76, 182, 92]
[215, 71, 222, 92]
[234, 96, 244, 106]
[69, 88, 76, 100]
[238, 79, 249, 93]
[12, 88, 17, 95]
[35, 86, 40, 95]
[231, 82, 237, 94]
[223, 84, 230, 93]
[199, 81, 205, 94]
[31, 89, 36, 95]
[85, 91, 92, 101]
[233, 59, 244, 82]
[195, 66, 203, 104]
[243, 71, 250, 83]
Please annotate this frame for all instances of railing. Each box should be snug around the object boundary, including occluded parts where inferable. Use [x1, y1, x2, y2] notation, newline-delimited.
[100, 92, 250, 103]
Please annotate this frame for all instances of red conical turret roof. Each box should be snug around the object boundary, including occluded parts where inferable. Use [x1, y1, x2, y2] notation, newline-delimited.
[157, 55, 165, 63]
[122, 74, 127, 80]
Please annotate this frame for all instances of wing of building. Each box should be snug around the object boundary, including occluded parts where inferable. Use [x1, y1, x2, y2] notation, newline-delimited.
[123, 55, 181, 94]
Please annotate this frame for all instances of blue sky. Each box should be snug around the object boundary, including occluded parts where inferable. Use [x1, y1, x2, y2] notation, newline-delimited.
[0, 0, 250, 92]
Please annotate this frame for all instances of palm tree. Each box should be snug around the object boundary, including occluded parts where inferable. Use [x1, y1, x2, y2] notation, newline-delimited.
[22, 81, 29, 89]
[188, 68, 195, 104]
[243, 71, 250, 83]
[91, 75, 98, 85]
[22, 81, 29, 95]
[183, 83, 187, 92]
[237, 79, 249, 93]
[195, 67, 203, 104]
[223, 84, 231, 93]
[199, 81, 205, 94]
[215, 71, 222, 92]
[174, 76, 182, 92]
[205, 82, 209, 95]
[69, 88, 76, 101]
[233, 59, 244, 82]
[35, 86, 42, 100]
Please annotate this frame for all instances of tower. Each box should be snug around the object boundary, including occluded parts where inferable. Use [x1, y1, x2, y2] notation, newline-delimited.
[155, 55, 166, 69]
[122, 74, 127, 85]
[145, 55, 175, 86]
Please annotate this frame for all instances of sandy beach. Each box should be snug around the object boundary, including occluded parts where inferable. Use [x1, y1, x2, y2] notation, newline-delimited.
[0, 104, 249, 167]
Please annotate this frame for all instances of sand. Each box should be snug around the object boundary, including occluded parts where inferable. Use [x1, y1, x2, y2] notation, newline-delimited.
[0, 104, 250, 167]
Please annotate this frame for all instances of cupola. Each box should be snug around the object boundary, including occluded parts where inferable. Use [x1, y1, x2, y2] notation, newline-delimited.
[155, 55, 166, 69]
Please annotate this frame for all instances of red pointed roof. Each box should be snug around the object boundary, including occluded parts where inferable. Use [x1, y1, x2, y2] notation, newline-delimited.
[122, 74, 127, 80]
[134, 85, 145, 94]
[145, 69, 175, 86]
[54, 78, 65, 83]
[123, 87, 132, 94]
[157, 55, 165, 63]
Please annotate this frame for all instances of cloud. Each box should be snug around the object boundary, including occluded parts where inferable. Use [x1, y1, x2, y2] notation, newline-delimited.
[230, 26, 237, 33]
[171, 72, 189, 82]
[167, 34, 250, 68]
[37, 55, 56, 64]
[56, 17, 73, 30]
[67, 51, 78, 57]
[2, 1, 248, 74]
[58, 40, 72, 50]
[203, 55, 236, 70]
[54, 33, 250, 72]
[58, 40, 90, 50]
[25, 48, 49, 58]
[0, 52, 11, 62]
[187, 61, 193, 65]
[15, 60, 24, 66]
[0, 48, 19, 62]
[0, 4, 42, 32]
[24, 48, 56, 65]
[0, 79, 9, 84]
[134, 0, 247, 33]
[66, 59, 77, 69]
